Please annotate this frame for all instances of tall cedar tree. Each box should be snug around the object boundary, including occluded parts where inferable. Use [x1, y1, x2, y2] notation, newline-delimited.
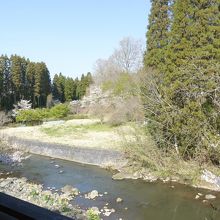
[0, 55, 13, 110]
[34, 62, 51, 107]
[144, 0, 171, 68]
[52, 73, 65, 102]
[165, 0, 220, 73]
[143, 0, 220, 159]
[26, 62, 36, 107]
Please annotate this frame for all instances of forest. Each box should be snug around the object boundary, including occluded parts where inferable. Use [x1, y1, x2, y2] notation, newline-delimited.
[0, 55, 92, 110]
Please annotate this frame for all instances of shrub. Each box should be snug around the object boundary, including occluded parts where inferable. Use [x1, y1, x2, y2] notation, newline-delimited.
[107, 96, 144, 126]
[50, 104, 69, 119]
[16, 109, 43, 123]
[16, 104, 69, 124]
[87, 209, 100, 220]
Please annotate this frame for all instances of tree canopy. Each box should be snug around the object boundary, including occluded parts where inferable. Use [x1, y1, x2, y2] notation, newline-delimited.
[144, 0, 220, 161]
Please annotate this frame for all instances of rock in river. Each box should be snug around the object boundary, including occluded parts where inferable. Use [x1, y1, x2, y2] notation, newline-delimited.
[205, 194, 216, 200]
[61, 185, 79, 196]
[116, 197, 123, 203]
[85, 190, 99, 199]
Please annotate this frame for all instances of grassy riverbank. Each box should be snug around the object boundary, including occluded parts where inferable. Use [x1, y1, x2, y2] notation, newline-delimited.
[118, 123, 220, 191]
[1, 118, 220, 191]
[0, 119, 126, 150]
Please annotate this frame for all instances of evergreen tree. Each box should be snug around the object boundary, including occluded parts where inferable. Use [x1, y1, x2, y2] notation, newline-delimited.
[144, 0, 171, 68]
[26, 62, 36, 106]
[143, 0, 220, 159]
[34, 62, 51, 107]
[165, 0, 220, 72]
[74, 77, 79, 99]
[11, 55, 22, 103]
[0, 55, 13, 110]
[64, 77, 75, 101]
[52, 73, 65, 102]
[52, 74, 60, 101]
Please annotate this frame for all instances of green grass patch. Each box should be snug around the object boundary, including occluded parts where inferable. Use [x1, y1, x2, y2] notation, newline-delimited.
[41, 122, 116, 137]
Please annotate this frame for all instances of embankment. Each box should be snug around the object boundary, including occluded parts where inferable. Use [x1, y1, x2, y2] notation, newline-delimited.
[0, 134, 127, 169]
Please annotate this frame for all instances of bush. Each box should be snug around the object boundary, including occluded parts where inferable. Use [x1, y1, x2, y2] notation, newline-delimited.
[106, 96, 144, 126]
[87, 209, 100, 220]
[16, 109, 43, 123]
[16, 104, 69, 124]
[50, 104, 69, 119]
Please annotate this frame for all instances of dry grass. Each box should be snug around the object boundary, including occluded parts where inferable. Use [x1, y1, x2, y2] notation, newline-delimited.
[119, 123, 220, 185]
[0, 119, 124, 150]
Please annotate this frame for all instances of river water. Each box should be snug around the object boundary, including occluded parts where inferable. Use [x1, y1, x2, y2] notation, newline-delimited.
[1, 154, 220, 220]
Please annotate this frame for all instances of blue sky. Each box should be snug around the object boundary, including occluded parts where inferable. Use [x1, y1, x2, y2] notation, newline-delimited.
[0, 0, 151, 78]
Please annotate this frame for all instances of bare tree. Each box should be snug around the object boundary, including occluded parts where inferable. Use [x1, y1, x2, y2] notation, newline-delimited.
[93, 37, 144, 85]
[93, 58, 121, 85]
[111, 37, 144, 73]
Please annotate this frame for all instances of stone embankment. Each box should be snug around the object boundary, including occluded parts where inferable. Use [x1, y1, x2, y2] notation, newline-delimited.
[0, 135, 127, 170]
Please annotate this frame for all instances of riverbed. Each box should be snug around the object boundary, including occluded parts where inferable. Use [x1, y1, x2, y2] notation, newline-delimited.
[1, 154, 220, 220]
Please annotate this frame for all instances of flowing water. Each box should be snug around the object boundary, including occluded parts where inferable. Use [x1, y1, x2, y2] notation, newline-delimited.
[1, 154, 220, 220]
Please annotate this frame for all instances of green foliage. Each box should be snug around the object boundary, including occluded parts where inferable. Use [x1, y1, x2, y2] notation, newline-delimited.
[16, 109, 43, 123]
[49, 104, 69, 119]
[112, 73, 137, 97]
[41, 122, 114, 137]
[52, 72, 92, 102]
[144, 0, 171, 68]
[87, 209, 100, 220]
[29, 189, 39, 198]
[16, 104, 69, 123]
[76, 72, 93, 99]
[143, 0, 220, 163]
[0, 54, 51, 110]
[0, 55, 14, 110]
[165, 0, 220, 73]
[142, 64, 220, 161]
[101, 72, 138, 97]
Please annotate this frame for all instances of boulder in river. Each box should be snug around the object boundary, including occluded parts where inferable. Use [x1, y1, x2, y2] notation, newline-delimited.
[61, 185, 79, 196]
[201, 170, 220, 190]
[205, 194, 216, 200]
[116, 197, 123, 203]
[85, 190, 99, 199]
[103, 208, 115, 217]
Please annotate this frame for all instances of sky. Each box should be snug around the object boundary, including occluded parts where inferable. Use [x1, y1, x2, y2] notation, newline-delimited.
[0, 0, 151, 78]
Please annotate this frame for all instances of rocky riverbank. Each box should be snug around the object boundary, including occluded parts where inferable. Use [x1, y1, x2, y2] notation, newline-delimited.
[112, 162, 220, 193]
[0, 176, 87, 219]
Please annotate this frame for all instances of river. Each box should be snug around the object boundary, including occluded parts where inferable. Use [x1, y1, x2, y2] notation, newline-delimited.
[1, 154, 220, 220]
